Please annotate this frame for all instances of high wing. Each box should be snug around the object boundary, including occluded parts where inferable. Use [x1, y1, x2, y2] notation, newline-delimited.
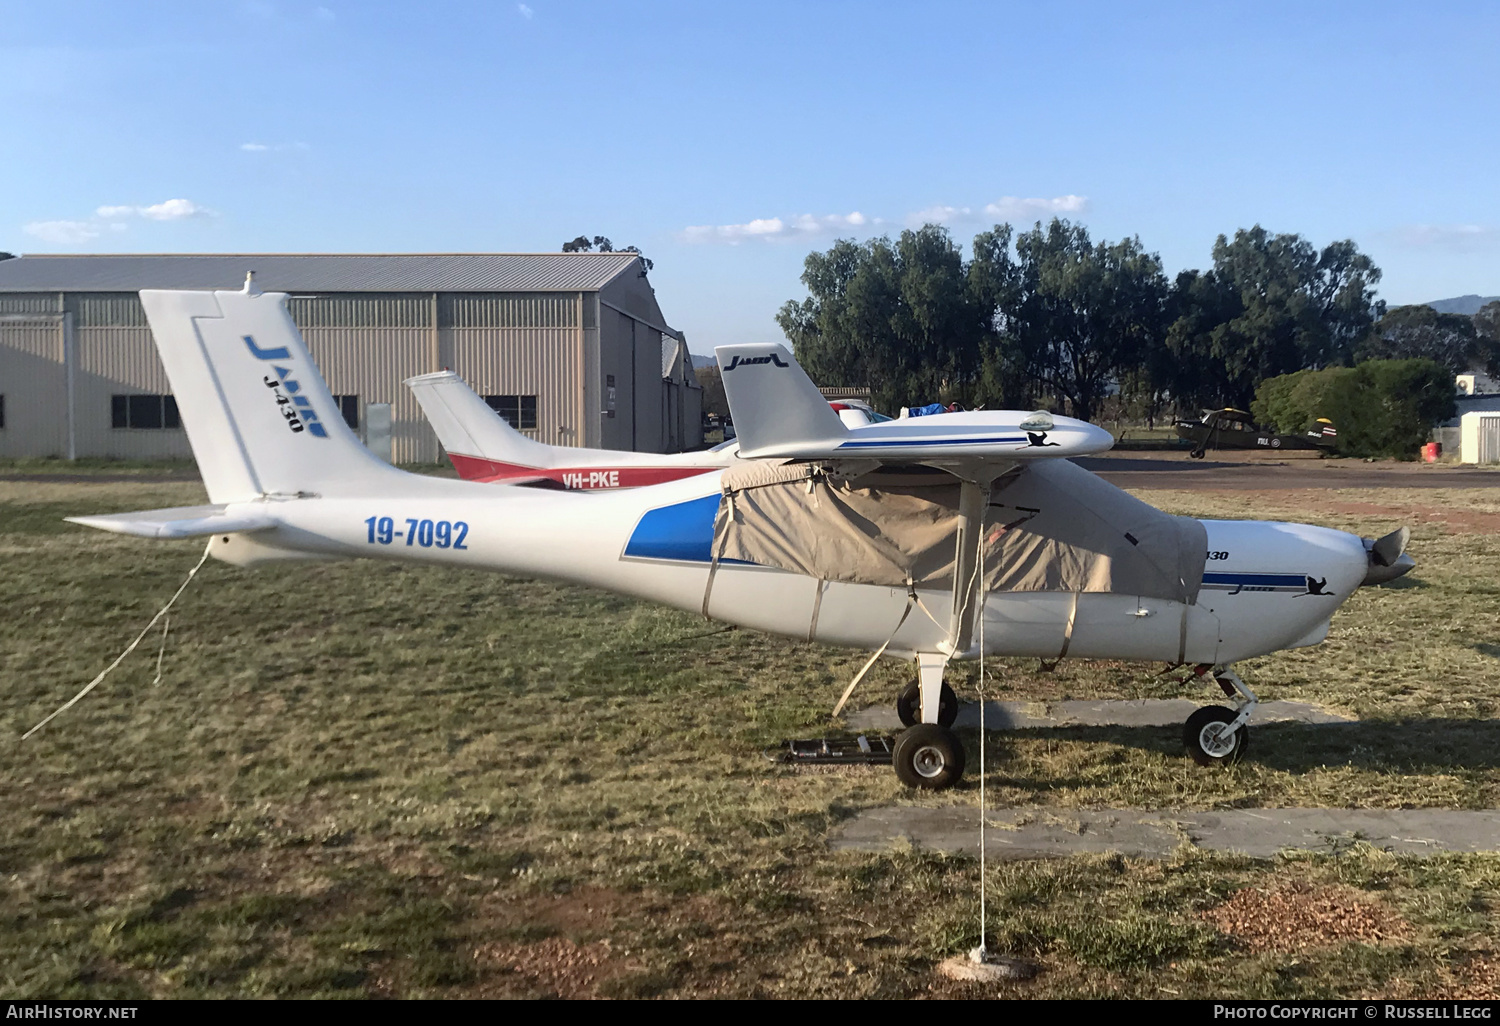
[715, 343, 1115, 463]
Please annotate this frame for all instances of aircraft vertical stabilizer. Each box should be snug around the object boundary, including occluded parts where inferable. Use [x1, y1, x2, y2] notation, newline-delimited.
[139, 283, 405, 503]
[405, 370, 557, 470]
[715, 343, 847, 458]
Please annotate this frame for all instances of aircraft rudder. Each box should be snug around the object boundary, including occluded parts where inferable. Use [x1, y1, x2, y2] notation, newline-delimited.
[140, 286, 400, 501]
[714, 343, 846, 456]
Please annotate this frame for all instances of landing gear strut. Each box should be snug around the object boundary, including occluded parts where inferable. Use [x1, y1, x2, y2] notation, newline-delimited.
[1183, 665, 1256, 766]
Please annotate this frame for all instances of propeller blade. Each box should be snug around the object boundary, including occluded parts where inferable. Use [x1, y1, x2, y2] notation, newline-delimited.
[1370, 526, 1410, 568]
[1361, 526, 1415, 587]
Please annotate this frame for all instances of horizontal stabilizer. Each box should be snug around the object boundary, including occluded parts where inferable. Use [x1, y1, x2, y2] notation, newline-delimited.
[66, 504, 277, 540]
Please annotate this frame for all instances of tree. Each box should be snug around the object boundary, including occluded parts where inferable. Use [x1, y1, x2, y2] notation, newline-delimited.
[1358, 305, 1483, 376]
[1006, 219, 1170, 422]
[1252, 358, 1455, 459]
[776, 226, 989, 411]
[1473, 301, 1500, 377]
[1161, 269, 1241, 412]
[560, 235, 653, 272]
[1174, 227, 1382, 408]
[966, 225, 1028, 408]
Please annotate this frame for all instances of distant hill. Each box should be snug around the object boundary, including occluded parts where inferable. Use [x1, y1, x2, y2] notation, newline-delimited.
[1427, 295, 1500, 315]
[691, 353, 718, 369]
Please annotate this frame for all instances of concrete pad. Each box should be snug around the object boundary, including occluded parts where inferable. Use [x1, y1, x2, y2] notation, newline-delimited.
[832, 807, 1500, 859]
[844, 699, 1355, 732]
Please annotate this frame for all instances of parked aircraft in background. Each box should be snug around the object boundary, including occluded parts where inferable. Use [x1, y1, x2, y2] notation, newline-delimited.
[66, 279, 1413, 790]
[406, 369, 887, 489]
[1176, 408, 1337, 459]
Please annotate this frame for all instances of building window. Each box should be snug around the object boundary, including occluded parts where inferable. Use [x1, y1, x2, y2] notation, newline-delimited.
[111, 394, 180, 429]
[484, 394, 537, 430]
[0, 395, 5, 429]
[334, 395, 360, 430]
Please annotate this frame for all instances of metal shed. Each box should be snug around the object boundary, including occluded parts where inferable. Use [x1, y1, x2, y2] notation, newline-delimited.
[0, 253, 702, 463]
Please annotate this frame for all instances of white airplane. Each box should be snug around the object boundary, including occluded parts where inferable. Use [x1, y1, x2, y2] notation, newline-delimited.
[404, 369, 887, 489]
[66, 280, 1414, 790]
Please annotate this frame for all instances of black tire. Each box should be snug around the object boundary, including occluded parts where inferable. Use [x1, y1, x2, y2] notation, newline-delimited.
[1183, 705, 1249, 767]
[895, 680, 958, 728]
[1189, 449, 1206, 460]
[893, 724, 966, 790]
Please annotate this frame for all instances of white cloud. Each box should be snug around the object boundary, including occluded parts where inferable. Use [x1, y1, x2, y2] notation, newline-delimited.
[682, 211, 872, 244]
[1391, 223, 1500, 252]
[140, 198, 206, 220]
[984, 194, 1089, 220]
[517, 3, 534, 17]
[24, 220, 102, 244]
[240, 141, 308, 152]
[95, 198, 209, 220]
[906, 204, 973, 227]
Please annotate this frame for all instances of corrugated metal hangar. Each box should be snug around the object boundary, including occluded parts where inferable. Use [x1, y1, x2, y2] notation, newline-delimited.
[0, 253, 702, 463]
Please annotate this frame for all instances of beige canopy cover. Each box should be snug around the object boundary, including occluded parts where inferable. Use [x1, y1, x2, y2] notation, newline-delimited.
[712, 458, 1206, 604]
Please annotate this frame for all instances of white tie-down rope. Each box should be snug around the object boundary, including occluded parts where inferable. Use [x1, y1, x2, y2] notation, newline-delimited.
[831, 587, 917, 719]
[974, 517, 990, 963]
[22, 540, 213, 740]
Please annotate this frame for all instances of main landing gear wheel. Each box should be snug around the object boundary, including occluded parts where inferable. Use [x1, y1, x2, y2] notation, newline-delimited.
[896, 680, 958, 728]
[893, 724, 966, 790]
[1184, 705, 1249, 766]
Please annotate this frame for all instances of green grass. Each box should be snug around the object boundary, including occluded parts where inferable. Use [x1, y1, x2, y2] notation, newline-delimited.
[1, 473, 1499, 998]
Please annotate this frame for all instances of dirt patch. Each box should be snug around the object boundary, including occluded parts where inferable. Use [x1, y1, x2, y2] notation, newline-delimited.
[1446, 952, 1500, 1000]
[476, 936, 636, 998]
[1201, 883, 1410, 952]
[470, 885, 743, 997]
[1323, 501, 1500, 535]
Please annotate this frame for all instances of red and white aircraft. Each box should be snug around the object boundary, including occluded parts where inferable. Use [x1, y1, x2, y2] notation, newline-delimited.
[405, 369, 888, 489]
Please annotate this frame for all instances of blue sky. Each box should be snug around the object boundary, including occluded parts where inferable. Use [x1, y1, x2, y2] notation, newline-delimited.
[3, 1, 1497, 352]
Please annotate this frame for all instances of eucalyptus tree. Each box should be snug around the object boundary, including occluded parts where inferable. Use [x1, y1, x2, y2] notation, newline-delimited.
[1006, 219, 1171, 422]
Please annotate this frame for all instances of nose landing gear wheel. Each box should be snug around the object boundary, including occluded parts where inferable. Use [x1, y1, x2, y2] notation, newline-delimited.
[895, 680, 958, 728]
[1184, 705, 1248, 766]
[893, 723, 966, 789]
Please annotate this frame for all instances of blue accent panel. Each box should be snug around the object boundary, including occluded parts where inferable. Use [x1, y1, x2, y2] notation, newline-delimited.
[624, 494, 723, 562]
[307, 422, 328, 438]
[836, 434, 1027, 448]
[293, 396, 312, 408]
[1202, 572, 1307, 588]
[244, 336, 292, 361]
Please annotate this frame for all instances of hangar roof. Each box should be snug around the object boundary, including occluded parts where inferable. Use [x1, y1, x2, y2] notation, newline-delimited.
[0, 252, 644, 293]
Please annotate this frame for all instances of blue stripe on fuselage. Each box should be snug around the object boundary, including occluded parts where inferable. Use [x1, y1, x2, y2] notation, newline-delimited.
[1202, 572, 1308, 588]
[836, 434, 1028, 448]
[624, 493, 729, 563]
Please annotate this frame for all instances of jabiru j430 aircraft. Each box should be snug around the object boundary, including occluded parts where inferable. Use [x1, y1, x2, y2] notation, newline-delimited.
[404, 368, 888, 489]
[66, 279, 1414, 790]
